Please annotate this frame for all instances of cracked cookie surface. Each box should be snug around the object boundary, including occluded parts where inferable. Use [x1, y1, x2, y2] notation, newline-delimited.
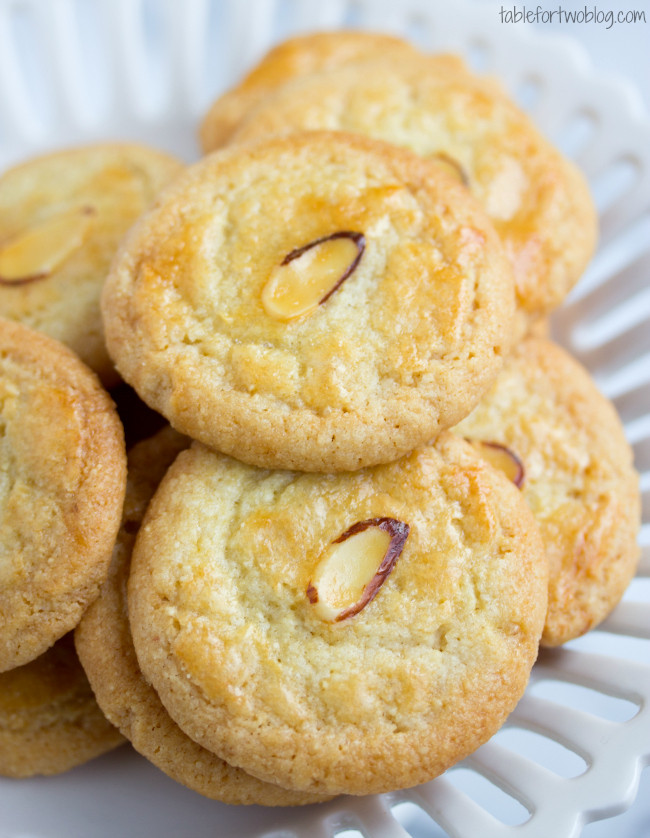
[0, 319, 126, 672]
[455, 338, 640, 646]
[222, 46, 596, 323]
[199, 30, 446, 150]
[0, 144, 182, 385]
[128, 433, 547, 795]
[75, 427, 329, 805]
[102, 131, 514, 471]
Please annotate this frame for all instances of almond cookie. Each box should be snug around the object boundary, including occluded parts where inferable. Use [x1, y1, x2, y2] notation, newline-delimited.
[0, 319, 126, 672]
[75, 427, 329, 806]
[199, 30, 460, 150]
[455, 338, 640, 646]
[0, 634, 123, 777]
[128, 434, 548, 796]
[102, 131, 515, 472]
[226, 51, 597, 322]
[0, 144, 183, 385]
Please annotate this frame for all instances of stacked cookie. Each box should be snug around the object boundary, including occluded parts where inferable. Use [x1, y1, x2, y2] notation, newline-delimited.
[86, 124, 550, 798]
[0, 144, 184, 386]
[0, 144, 182, 776]
[190, 30, 637, 650]
[0, 320, 126, 775]
[0, 30, 640, 804]
[199, 31, 598, 330]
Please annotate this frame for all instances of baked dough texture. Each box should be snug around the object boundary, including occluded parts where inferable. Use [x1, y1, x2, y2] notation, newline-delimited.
[102, 131, 515, 471]
[0, 633, 123, 777]
[199, 30, 429, 150]
[455, 338, 640, 646]
[128, 434, 547, 796]
[75, 427, 328, 805]
[0, 319, 127, 672]
[0, 144, 183, 385]
[212, 42, 596, 321]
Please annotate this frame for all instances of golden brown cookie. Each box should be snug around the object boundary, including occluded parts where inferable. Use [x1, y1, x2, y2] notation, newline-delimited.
[224, 48, 596, 322]
[102, 131, 515, 472]
[0, 144, 183, 385]
[199, 30, 433, 150]
[455, 338, 640, 646]
[75, 427, 328, 805]
[128, 434, 547, 796]
[0, 634, 123, 777]
[0, 319, 126, 672]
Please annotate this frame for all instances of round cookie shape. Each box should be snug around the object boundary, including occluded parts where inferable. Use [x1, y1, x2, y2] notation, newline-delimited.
[0, 633, 124, 777]
[102, 131, 515, 472]
[0, 319, 127, 672]
[128, 434, 548, 796]
[0, 143, 183, 385]
[455, 338, 640, 646]
[228, 55, 597, 321]
[75, 427, 329, 806]
[199, 30, 438, 150]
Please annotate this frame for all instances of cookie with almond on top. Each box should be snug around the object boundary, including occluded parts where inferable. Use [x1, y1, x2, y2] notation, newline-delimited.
[0, 144, 182, 386]
[455, 337, 640, 646]
[203, 31, 597, 328]
[102, 131, 515, 472]
[127, 433, 547, 796]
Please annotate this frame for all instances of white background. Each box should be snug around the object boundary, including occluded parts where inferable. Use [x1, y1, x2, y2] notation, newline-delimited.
[474, 3, 649, 835]
[515, 2, 649, 835]
[0, 1, 648, 836]
[489, 0, 650, 110]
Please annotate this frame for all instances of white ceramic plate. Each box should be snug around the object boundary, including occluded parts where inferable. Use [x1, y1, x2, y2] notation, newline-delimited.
[1, 1, 649, 836]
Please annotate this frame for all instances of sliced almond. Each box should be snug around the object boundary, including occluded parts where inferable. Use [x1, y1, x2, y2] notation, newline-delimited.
[432, 152, 470, 187]
[0, 206, 95, 286]
[307, 517, 409, 622]
[470, 440, 525, 488]
[262, 231, 365, 321]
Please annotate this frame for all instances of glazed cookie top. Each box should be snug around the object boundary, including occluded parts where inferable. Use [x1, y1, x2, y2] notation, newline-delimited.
[75, 427, 328, 806]
[199, 30, 435, 150]
[228, 54, 597, 321]
[102, 131, 515, 472]
[128, 434, 547, 796]
[0, 144, 183, 385]
[455, 338, 640, 646]
[0, 319, 126, 672]
[0, 633, 123, 777]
